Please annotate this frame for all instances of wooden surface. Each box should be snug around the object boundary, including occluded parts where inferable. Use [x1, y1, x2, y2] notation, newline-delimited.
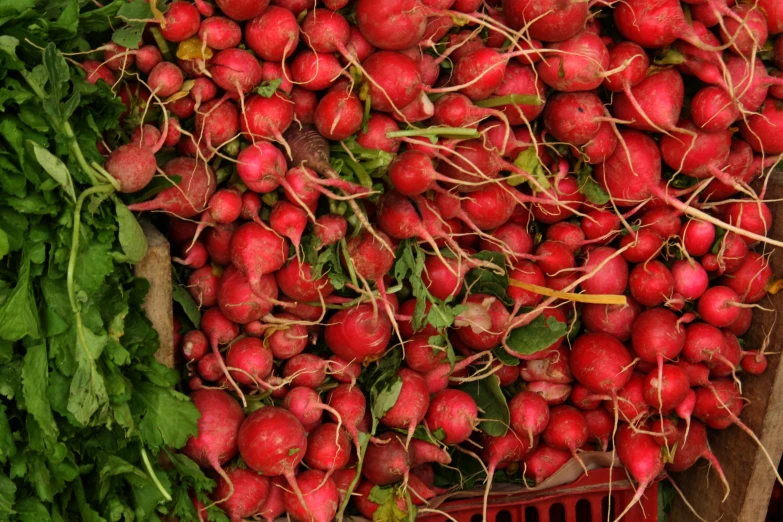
[670, 181, 783, 522]
[134, 221, 175, 368]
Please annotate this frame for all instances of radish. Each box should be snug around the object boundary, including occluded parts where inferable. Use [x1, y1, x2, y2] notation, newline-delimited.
[355, 0, 427, 51]
[362, 432, 411, 485]
[523, 444, 571, 485]
[282, 469, 338, 522]
[283, 387, 329, 432]
[455, 294, 509, 351]
[258, 477, 286, 522]
[643, 363, 690, 413]
[479, 429, 535, 520]
[315, 214, 348, 247]
[240, 92, 294, 146]
[581, 297, 642, 342]
[543, 92, 605, 146]
[404, 334, 447, 372]
[619, 228, 664, 263]
[212, 468, 270, 522]
[135, 45, 162, 75]
[198, 353, 223, 381]
[629, 260, 675, 307]
[503, 0, 588, 42]
[290, 51, 344, 92]
[216, 0, 268, 21]
[198, 16, 242, 50]
[484, 223, 534, 258]
[582, 207, 621, 242]
[283, 354, 330, 388]
[238, 406, 309, 511]
[128, 158, 217, 218]
[537, 32, 610, 92]
[327, 384, 369, 454]
[527, 381, 572, 406]
[666, 420, 730, 499]
[631, 307, 685, 373]
[614, 423, 665, 520]
[103, 143, 159, 193]
[314, 90, 364, 141]
[269, 201, 307, 248]
[425, 389, 479, 444]
[304, 423, 351, 476]
[721, 252, 778, 303]
[236, 141, 287, 193]
[324, 304, 392, 363]
[161, 1, 201, 42]
[541, 406, 588, 469]
[362, 51, 422, 113]
[671, 260, 710, 301]
[611, 69, 684, 134]
[183, 330, 209, 362]
[570, 333, 634, 409]
[353, 481, 408, 519]
[226, 337, 273, 386]
[724, 201, 773, 243]
[583, 408, 613, 451]
[492, 63, 547, 125]
[691, 86, 740, 132]
[229, 222, 288, 296]
[217, 264, 277, 324]
[697, 286, 742, 327]
[205, 222, 237, 266]
[267, 314, 309, 359]
[719, 4, 769, 56]
[614, 0, 718, 49]
[246, 7, 299, 61]
[183, 390, 245, 501]
[380, 368, 430, 438]
[276, 259, 334, 302]
[520, 347, 573, 384]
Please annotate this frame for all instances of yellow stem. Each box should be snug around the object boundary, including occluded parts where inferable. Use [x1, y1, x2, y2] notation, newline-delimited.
[508, 280, 628, 305]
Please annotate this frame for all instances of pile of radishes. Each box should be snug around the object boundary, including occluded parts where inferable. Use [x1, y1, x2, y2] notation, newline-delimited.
[90, 0, 783, 519]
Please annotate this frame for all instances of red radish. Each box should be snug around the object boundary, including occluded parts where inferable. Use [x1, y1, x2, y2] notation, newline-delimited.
[725, 201, 773, 244]
[504, 261, 545, 306]
[570, 333, 634, 397]
[667, 420, 729, 498]
[629, 260, 675, 307]
[631, 307, 685, 371]
[238, 406, 308, 510]
[198, 352, 223, 381]
[572, 384, 601, 411]
[304, 423, 351, 475]
[672, 260, 710, 301]
[246, 7, 299, 61]
[210, 49, 263, 95]
[269, 201, 307, 248]
[520, 347, 573, 384]
[537, 32, 610, 92]
[742, 350, 769, 375]
[229, 222, 288, 295]
[81, 59, 114, 85]
[267, 315, 309, 360]
[283, 387, 328, 432]
[353, 481, 408, 519]
[183, 330, 209, 362]
[697, 286, 742, 327]
[380, 369, 430, 438]
[581, 297, 642, 342]
[603, 41, 649, 92]
[619, 228, 664, 263]
[421, 255, 465, 300]
[103, 43, 133, 72]
[283, 354, 330, 388]
[362, 432, 412, 485]
[492, 63, 547, 125]
[324, 304, 392, 363]
[361, 51, 422, 113]
[727, 307, 753, 336]
[579, 246, 629, 295]
[357, 113, 400, 153]
[258, 477, 286, 522]
[240, 93, 294, 144]
[206, 189, 242, 224]
[719, 4, 769, 56]
[612, 69, 684, 135]
[531, 176, 585, 224]
[198, 16, 242, 50]
[328, 356, 361, 384]
[691, 86, 740, 132]
[226, 337, 273, 386]
[503, 0, 588, 42]
[161, 1, 201, 42]
[454, 294, 509, 351]
[183, 390, 245, 500]
[314, 90, 363, 141]
[523, 444, 572, 485]
[135, 45, 162, 75]
[721, 252, 778, 303]
[276, 259, 334, 302]
[681, 220, 716, 257]
[217, 265, 277, 324]
[216, 0, 268, 20]
[528, 382, 572, 406]
[188, 265, 221, 307]
[740, 99, 783, 154]
[582, 207, 621, 242]
[479, 429, 535, 520]
[213, 467, 270, 522]
[543, 92, 604, 146]
[290, 51, 344, 91]
[327, 384, 369, 453]
[236, 141, 287, 193]
[584, 408, 613, 451]
[614, 423, 665, 519]
[282, 469, 338, 522]
[103, 143, 159, 193]
[425, 389, 479, 444]
[614, 0, 715, 48]
[404, 334, 447, 372]
[205, 222, 236, 266]
[333, 468, 358, 504]
[541, 406, 588, 467]
[128, 158, 217, 218]
[643, 364, 690, 413]
[130, 122, 161, 149]
[314, 214, 347, 247]
[355, 0, 427, 51]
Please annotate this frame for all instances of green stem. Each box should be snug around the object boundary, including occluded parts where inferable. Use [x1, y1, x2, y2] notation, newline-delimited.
[386, 127, 480, 139]
[149, 27, 175, 63]
[342, 157, 373, 188]
[140, 446, 173, 502]
[340, 239, 360, 289]
[361, 158, 388, 175]
[91, 161, 122, 191]
[336, 434, 369, 522]
[474, 94, 542, 108]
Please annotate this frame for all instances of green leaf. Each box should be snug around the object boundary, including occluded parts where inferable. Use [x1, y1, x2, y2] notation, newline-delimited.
[576, 163, 609, 205]
[67, 326, 109, 425]
[22, 343, 58, 441]
[506, 314, 567, 357]
[0, 229, 8, 260]
[173, 282, 201, 328]
[362, 347, 403, 433]
[256, 78, 282, 98]
[511, 146, 549, 189]
[114, 198, 148, 263]
[464, 251, 511, 305]
[0, 471, 15, 519]
[459, 375, 509, 437]
[28, 141, 76, 201]
[0, 254, 40, 341]
[43, 43, 68, 101]
[133, 381, 199, 451]
[0, 405, 15, 465]
[112, 0, 153, 49]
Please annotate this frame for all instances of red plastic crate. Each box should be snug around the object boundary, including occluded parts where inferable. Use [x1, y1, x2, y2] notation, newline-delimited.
[420, 468, 658, 522]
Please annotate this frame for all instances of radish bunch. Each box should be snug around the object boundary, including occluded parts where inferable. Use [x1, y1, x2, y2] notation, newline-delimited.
[94, 0, 783, 519]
